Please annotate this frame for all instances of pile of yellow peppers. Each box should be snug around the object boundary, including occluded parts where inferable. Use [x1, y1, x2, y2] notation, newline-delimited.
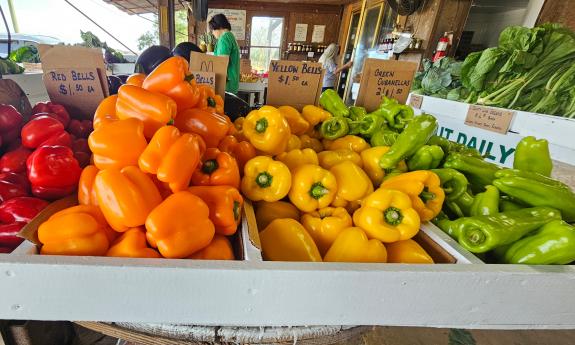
[235, 105, 444, 264]
[38, 57, 248, 260]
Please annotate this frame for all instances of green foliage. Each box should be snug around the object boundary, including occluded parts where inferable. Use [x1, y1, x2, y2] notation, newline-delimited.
[137, 11, 188, 51]
[412, 57, 462, 97]
[78, 31, 127, 63]
[8, 45, 40, 63]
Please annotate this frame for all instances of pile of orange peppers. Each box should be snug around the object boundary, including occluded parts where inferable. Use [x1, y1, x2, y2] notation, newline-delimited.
[234, 105, 442, 264]
[38, 56, 252, 260]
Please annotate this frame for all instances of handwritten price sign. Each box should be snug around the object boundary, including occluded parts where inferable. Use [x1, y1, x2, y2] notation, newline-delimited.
[267, 60, 324, 110]
[465, 105, 515, 134]
[43, 67, 105, 117]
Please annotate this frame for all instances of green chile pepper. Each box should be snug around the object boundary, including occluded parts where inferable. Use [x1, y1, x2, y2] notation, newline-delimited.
[320, 116, 349, 140]
[445, 190, 474, 218]
[319, 89, 349, 117]
[370, 129, 398, 147]
[348, 106, 367, 121]
[431, 168, 468, 201]
[470, 185, 499, 216]
[359, 114, 385, 137]
[379, 114, 438, 169]
[407, 145, 444, 171]
[380, 104, 414, 131]
[513, 136, 553, 177]
[443, 153, 501, 192]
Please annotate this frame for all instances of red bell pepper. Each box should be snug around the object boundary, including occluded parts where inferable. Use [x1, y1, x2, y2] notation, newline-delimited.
[30, 112, 68, 128]
[0, 146, 32, 174]
[0, 172, 30, 202]
[0, 222, 26, 248]
[72, 138, 90, 154]
[0, 197, 48, 223]
[40, 131, 72, 148]
[67, 119, 93, 139]
[0, 105, 24, 145]
[73, 151, 91, 168]
[32, 102, 70, 127]
[21, 116, 66, 149]
[0, 246, 13, 253]
[27, 146, 82, 199]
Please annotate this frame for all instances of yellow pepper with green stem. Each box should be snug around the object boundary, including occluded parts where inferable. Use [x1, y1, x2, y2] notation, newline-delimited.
[241, 156, 291, 202]
[243, 106, 291, 155]
[289, 164, 338, 212]
[301, 207, 352, 255]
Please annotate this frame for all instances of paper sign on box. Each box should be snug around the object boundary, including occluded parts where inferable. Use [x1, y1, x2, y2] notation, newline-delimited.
[266, 60, 324, 110]
[38, 45, 108, 117]
[356, 59, 417, 112]
[191, 71, 216, 88]
[465, 105, 515, 135]
[189, 52, 228, 98]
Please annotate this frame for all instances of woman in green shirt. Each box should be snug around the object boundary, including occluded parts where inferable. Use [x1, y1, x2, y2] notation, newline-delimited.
[209, 14, 240, 94]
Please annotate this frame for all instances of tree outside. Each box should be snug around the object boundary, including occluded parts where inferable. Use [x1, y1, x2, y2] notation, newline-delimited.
[137, 11, 189, 51]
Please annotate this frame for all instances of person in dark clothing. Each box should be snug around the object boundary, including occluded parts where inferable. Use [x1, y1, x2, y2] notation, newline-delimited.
[172, 42, 203, 63]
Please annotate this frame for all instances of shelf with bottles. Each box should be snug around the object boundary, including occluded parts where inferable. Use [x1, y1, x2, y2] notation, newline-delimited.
[286, 43, 328, 54]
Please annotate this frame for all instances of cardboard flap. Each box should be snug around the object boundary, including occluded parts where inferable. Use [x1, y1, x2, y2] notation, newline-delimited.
[19, 196, 78, 245]
[189, 52, 228, 99]
[266, 60, 324, 111]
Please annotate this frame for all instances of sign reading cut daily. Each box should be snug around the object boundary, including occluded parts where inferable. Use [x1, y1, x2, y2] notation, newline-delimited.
[356, 59, 418, 112]
[266, 60, 324, 110]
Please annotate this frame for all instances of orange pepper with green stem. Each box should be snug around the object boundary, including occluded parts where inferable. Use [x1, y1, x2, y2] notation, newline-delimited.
[78, 165, 99, 206]
[93, 95, 118, 130]
[38, 205, 111, 256]
[94, 166, 163, 232]
[106, 227, 161, 258]
[88, 118, 148, 170]
[380, 170, 445, 222]
[145, 191, 215, 258]
[174, 108, 230, 148]
[141, 56, 200, 111]
[191, 148, 240, 189]
[188, 185, 243, 235]
[139, 126, 203, 192]
[197, 85, 224, 115]
[188, 234, 235, 260]
[116, 85, 177, 138]
[217, 135, 256, 172]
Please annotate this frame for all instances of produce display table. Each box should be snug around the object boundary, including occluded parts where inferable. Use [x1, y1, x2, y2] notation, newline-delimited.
[238, 81, 267, 107]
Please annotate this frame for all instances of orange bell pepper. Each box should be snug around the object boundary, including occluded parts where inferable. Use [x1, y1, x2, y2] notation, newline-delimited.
[197, 85, 224, 115]
[191, 148, 240, 189]
[145, 191, 215, 258]
[174, 108, 230, 148]
[38, 205, 111, 256]
[116, 84, 177, 138]
[217, 135, 256, 172]
[88, 118, 148, 170]
[188, 185, 243, 235]
[139, 126, 202, 192]
[94, 166, 163, 232]
[125, 73, 146, 87]
[78, 165, 99, 206]
[141, 56, 200, 111]
[93, 95, 118, 130]
[188, 234, 235, 260]
[106, 227, 161, 258]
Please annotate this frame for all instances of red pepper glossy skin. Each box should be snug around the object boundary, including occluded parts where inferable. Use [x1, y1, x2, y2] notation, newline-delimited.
[26, 146, 82, 199]
[0, 146, 32, 173]
[31, 102, 70, 127]
[38, 131, 72, 148]
[0, 172, 30, 202]
[30, 112, 68, 128]
[21, 116, 65, 149]
[0, 222, 25, 248]
[0, 105, 24, 145]
[0, 197, 48, 223]
[68, 119, 93, 139]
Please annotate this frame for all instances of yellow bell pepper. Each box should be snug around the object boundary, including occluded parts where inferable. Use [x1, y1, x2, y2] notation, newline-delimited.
[94, 166, 163, 232]
[38, 205, 111, 256]
[331, 194, 348, 208]
[243, 106, 291, 155]
[241, 156, 291, 202]
[106, 227, 161, 258]
[301, 105, 331, 126]
[386, 239, 434, 264]
[330, 161, 373, 202]
[88, 118, 148, 170]
[353, 188, 420, 243]
[286, 134, 302, 151]
[380, 171, 445, 222]
[289, 164, 337, 212]
[304, 126, 323, 139]
[345, 200, 362, 215]
[301, 207, 352, 255]
[317, 149, 363, 170]
[260, 218, 322, 262]
[323, 135, 370, 153]
[324, 227, 387, 263]
[145, 191, 215, 258]
[255, 200, 301, 230]
[138, 126, 203, 192]
[299, 134, 323, 152]
[275, 148, 319, 171]
[361, 146, 389, 187]
[278, 105, 310, 135]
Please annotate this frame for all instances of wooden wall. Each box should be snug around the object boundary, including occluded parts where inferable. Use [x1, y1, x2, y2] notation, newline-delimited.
[537, 0, 575, 31]
[203, 1, 344, 51]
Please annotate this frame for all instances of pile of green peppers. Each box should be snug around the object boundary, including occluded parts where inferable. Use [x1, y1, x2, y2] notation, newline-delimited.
[316, 89, 575, 265]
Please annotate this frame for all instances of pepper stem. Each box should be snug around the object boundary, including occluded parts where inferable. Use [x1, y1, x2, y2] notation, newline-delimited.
[233, 201, 241, 220]
[419, 187, 436, 203]
[255, 118, 268, 133]
[207, 97, 216, 108]
[464, 227, 486, 245]
[309, 182, 328, 200]
[383, 207, 404, 226]
[256, 172, 273, 188]
[201, 159, 219, 174]
[184, 74, 195, 83]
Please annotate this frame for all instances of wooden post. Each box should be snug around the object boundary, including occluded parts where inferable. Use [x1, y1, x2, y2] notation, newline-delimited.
[158, 0, 170, 48]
